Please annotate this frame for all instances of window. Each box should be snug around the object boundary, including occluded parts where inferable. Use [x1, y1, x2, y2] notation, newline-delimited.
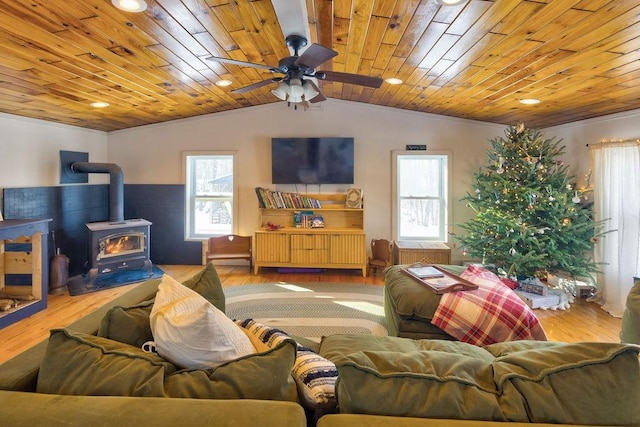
[392, 151, 450, 241]
[184, 152, 237, 240]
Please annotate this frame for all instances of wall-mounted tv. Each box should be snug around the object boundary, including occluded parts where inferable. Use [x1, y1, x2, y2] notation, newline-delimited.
[271, 137, 354, 184]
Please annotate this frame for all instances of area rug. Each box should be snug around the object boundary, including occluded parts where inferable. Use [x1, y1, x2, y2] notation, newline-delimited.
[67, 265, 164, 296]
[224, 282, 388, 343]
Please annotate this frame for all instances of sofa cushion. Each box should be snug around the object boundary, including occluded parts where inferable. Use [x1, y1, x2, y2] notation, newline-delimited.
[0, 391, 307, 427]
[320, 335, 514, 421]
[384, 265, 444, 323]
[150, 274, 255, 370]
[485, 340, 640, 425]
[620, 277, 640, 344]
[36, 329, 298, 401]
[320, 334, 640, 425]
[181, 261, 226, 313]
[97, 263, 226, 348]
[97, 300, 155, 348]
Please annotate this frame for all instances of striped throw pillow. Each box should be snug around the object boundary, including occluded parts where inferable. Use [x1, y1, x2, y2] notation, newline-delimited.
[235, 319, 337, 409]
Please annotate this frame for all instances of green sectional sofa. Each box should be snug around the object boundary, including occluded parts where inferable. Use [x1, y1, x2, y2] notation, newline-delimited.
[1, 263, 638, 426]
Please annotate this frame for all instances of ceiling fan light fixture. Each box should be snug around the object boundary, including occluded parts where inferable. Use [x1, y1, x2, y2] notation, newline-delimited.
[302, 80, 319, 100]
[112, 0, 147, 12]
[288, 78, 305, 99]
[289, 93, 303, 103]
[271, 82, 289, 101]
[436, 0, 466, 5]
[215, 79, 233, 87]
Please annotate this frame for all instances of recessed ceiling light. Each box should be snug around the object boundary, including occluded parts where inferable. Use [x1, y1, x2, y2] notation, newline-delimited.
[437, 0, 466, 5]
[215, 79, 233, 87]
[385, 77, 403, 85]
[520, 98, 541, 105]
[90, 101, 110, 108]
[112, 0, 147, 12]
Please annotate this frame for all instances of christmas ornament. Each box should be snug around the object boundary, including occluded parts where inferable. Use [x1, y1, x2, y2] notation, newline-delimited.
[572, 191, 581, 203]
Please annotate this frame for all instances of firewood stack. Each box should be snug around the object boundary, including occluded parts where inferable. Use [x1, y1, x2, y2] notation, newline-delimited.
[0, 292, 35, 312]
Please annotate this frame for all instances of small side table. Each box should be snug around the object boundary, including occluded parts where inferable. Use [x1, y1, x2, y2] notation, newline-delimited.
[393, 241, 451, 265]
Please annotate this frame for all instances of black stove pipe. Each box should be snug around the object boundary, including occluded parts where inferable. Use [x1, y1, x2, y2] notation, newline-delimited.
[70, 162, 124, 223]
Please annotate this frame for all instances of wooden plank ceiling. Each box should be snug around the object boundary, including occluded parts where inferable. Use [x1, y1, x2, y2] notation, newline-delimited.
[0, 0, 639, 132]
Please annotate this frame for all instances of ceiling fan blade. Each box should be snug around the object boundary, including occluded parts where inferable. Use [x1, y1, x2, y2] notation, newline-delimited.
[231, 78, 282, 94]
[295, 44, 338, 69]
[317, 70, 383, 88]
[206, 56, 280, 72]
[309, 92, 326, 103]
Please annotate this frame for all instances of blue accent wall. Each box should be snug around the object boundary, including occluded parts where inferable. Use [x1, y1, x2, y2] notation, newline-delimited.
[3, 184, 201, 276]
[124, 184, 201, 265]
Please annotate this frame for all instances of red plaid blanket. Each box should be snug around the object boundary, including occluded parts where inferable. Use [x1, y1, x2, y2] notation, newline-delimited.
[431, 265, 547, 346]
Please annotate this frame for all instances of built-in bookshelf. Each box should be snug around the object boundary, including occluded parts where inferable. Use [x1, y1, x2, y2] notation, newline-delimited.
[254, 187, 321, 209]
[253, 192, 366, 276]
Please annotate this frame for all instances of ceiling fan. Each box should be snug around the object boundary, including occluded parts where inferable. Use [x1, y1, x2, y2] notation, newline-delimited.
[206, 34, 383, 108]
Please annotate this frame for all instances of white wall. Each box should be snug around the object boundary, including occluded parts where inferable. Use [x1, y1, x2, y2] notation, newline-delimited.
[2, 103, 637, 265]
[0, 113, 109, 188]
[107, 100, 504, 263]
[544, 109, 640, 189]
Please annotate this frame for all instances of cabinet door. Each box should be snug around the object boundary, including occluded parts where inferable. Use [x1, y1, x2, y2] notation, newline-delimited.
[255, 233, 290, 262]
[330, 234, 365, 265]
[290, 234, 329, 264]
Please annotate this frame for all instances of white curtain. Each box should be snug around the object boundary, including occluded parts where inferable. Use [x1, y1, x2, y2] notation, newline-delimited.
[591, 141, 640, 317]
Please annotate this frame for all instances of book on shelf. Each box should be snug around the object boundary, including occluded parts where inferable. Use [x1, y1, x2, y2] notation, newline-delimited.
[310, 215, 325, 228]
[402, 263, 478, 294]
[254, 187, 321, 209]
[293, 211, 316, 228]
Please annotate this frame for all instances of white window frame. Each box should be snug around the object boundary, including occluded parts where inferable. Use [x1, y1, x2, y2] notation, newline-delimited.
[183, 151, 238, 241]
[391, 150, 451, 242]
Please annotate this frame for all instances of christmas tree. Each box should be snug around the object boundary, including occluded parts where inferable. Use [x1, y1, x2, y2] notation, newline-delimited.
[456, 123, 602, 281]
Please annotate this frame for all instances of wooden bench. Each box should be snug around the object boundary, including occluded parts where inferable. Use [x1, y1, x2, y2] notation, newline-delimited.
[205, 235, 252, 271]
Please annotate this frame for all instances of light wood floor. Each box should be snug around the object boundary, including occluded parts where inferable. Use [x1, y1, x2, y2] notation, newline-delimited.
[0, 265, 622, 365]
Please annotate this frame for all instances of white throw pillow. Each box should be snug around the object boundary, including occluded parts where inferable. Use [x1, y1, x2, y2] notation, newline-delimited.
[150, 274, 255, 370]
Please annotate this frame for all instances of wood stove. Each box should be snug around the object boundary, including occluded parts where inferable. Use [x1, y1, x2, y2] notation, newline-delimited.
[87, 219, 152, 275]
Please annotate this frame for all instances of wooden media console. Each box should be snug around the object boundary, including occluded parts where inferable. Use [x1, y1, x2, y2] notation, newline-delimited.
[254, 193, 366, 276]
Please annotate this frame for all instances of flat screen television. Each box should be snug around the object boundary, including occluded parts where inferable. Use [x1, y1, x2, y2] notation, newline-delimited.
[271, 137, 354, 184]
